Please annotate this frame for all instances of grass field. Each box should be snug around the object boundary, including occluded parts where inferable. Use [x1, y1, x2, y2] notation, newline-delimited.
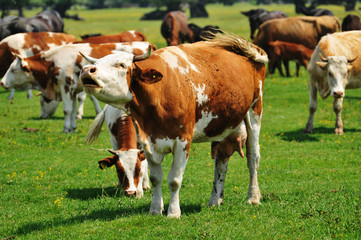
[1, 2, 361, 239]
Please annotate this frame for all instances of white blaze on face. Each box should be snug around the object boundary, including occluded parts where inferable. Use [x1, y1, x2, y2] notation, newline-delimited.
[326, 56, 349, 97]
[159, 48, 199, 75]
[1, 58, 34, 89]
[117, 149, 140, 192]
[192, 83, 208, 106]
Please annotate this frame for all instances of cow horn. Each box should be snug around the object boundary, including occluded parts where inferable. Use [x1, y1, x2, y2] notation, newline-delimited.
[319, 53, 328, 62]
[79, 52, 97, 64]
[133, 46, 152, 62]
[348, 56, 357, 63]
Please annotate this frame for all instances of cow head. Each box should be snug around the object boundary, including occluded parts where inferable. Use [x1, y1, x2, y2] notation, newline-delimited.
[79, 47, 153, 107]
[98, 149, 146, 197]
[316, 53, 356, 98]
[0, 56, 34, 90]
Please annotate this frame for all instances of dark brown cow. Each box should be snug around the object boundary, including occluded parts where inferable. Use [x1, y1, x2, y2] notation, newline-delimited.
[161, 11, 191, 46]
[187, 23, 222, 42]
[342, 14, 361, 31]
[80, 33, 267, 218]
[268, 40, 314, 77]
[78, 30, 146, 44]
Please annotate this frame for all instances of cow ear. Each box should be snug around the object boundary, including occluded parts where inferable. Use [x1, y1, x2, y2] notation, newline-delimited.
[347, 65, 353, 72]
[18, 56, 30, 72]
[316, 61, 327, 70]
[138, 150, 146, 161]
[140, 68, 163, 84]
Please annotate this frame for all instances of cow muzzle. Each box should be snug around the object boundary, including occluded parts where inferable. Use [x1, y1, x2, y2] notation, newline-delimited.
[333, 91, 344, 99]
[0, 81, 9, 90]
[80, 65, 103, 93]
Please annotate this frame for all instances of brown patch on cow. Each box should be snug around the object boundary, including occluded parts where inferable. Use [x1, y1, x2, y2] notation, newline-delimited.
[0, 44, 17, 77]
[133, 156, 141, 189]
[89, 43, 116, 58]
[110, 115, 138, 150]
[78, 31, 147, 44]
[115, 161, 130, 191]
[22, 32, 77, 53]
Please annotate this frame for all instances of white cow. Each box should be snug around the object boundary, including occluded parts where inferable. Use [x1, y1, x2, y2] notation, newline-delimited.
[305, 31, 361, 134]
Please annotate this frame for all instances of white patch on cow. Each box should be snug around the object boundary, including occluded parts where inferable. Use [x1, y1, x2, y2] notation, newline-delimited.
[1, 57, 34, 89]
[159, 48, 199, 75]
[192, 83, 208, 106]
[192, 110, 218, 141]
[128, 30, 137, 38]
[117, 149, 140, 193]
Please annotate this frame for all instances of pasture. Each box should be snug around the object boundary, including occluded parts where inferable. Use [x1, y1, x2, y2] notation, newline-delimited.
[1, 2, 361, 239]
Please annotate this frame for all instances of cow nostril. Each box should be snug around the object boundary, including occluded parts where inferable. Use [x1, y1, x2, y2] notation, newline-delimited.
[90, 67, 97, 74]
[333, 91, 344, 98]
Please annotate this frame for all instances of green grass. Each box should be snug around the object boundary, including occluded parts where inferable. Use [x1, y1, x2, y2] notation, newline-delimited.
[1, 3, 361, 239]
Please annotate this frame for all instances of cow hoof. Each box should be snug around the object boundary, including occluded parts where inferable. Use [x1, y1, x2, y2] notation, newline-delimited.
[167, 211, 181, 219]
[208, 197, 223, 207]
[335, 128, 344, 135]
[304, 128, 312, 134]
[76, 115, 82, 120]
[149, 209, 163, 216]
[247, 195, 261, 205]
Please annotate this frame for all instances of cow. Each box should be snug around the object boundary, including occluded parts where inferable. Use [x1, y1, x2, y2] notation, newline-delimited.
[305, 31, 361, 135]
[187, 23, 222, 42]
[78, 30, 146, 44]
[253, 15, 340, 77]
[0, 32, 77, 117]
[241, 9, 287, 40]
[161, 11, 191, 46]
[299, 6, 334, 16]
[342, 14, 361, 32]
[79, 33, 267, 218]
[268, 41, 314, 77]
[85, 105, 150, 198]
[0, 10, 64, 41]
[0, 41, 152, 132]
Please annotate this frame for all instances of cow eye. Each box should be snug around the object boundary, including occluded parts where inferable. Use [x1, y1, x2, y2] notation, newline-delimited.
[328, 72, 333, 77]
[115, 63, 126, 69]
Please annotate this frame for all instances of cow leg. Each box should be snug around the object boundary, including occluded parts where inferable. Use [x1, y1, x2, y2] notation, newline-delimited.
[245, 110, 262, 204]
[296, 62, 300, 77]
[88, 94, 102, 115]
[167, 141, 189, 218]
[7, 89, 15, 100]
[283, 60, 290, 77]
[76, 92, 86, 120]
[333, 97, 344, 135]
[276, 60, 285, 77]
[208, 155, 229, 206]
[142, 160, 151, 191]
[60, 87, 77, 133]
[305, 81, 318, 133]
[27, 89, 32, 99]
[147, 151, 165, 215]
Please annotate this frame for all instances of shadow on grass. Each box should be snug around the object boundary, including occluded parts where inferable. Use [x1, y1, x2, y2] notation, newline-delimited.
[14, 201, 201, 236]
[66, 187, 122, 200]
[277, 127, 359, 142]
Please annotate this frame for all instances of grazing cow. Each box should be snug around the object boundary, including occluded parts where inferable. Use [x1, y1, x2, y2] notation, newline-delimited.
[0, 10, 64, 41]
[241, 9, 287, 40]
[268, 41, 314, 77]
[187, 23, 222, 42]
[299, 6, 334, 16]
[305, 31, 361, 135]
[78, 30, 146, 44]
[0, 32, 77, 117]
[79, 33, 267, 218]
[86, 105, 150, 198]
[342, 14, 361, 31]
[161, 11, 191, 46]
[1, 42, 152, 132]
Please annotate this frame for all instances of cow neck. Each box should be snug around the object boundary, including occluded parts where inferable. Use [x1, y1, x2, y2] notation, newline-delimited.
[27, 54, 59, 89]
[111, 115, 138, 151]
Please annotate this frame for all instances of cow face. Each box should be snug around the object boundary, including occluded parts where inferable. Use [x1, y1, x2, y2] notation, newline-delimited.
[79, 47, 152, 107]
[0, 56, 33, 90]
[316, 55, 355, 98]
[98, 149, 146, 197]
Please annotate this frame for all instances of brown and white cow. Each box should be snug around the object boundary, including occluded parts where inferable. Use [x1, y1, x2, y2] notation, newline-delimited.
[78, 30, 146, 44]
[161, 11, 191, 46]
[0, 32, 77, 101]
[1, 42, 152, 132]
[305, 31, 361, 135]
[268, 40, 314, 77]
[79, 33, 267, 218]
[86, 105, 150, 198]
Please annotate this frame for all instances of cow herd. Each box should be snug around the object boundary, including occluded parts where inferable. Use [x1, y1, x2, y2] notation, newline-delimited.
[0, 8, 360, 218]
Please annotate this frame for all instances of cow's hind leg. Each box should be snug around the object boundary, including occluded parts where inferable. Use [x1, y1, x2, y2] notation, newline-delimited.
[245, 110, 262, 204]
[208, 154, 229, 207]
[333, 97, 344, 135]
[167, 140, 189, 218]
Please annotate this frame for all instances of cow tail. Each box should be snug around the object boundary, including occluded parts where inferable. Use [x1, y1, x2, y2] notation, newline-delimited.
[85, 105, 108, 144]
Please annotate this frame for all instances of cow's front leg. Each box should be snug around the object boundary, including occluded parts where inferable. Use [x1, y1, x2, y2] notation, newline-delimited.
[167, 141, 189, 218]
[305, 81, 318, 133]
[333, 97, 344, 135]
[245, 110, 262, 204]
[7, 89, 15, 100]
[60, 87, 77, 133]
[147, 151, 164, 215]
[76, 92, 86, 119]
[209, 155, 229, 207]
